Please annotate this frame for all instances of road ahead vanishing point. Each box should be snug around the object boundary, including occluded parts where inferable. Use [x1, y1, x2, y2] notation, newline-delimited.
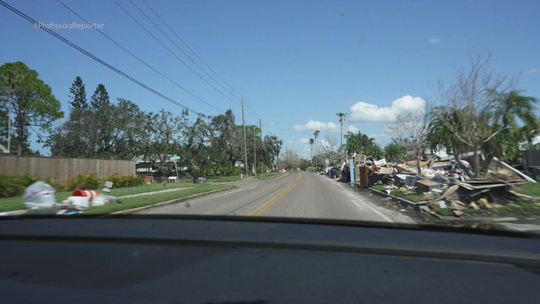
[137, 172, 415, 224]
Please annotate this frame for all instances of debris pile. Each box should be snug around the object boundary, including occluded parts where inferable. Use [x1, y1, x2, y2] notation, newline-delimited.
[0, 181, 120, 217]
[330, 153, 536, 217]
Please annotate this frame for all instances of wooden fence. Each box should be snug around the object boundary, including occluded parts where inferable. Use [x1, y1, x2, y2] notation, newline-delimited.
[0, 155, 136, 184]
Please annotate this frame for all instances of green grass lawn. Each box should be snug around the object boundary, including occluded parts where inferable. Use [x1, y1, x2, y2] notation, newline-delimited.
[206, 175, 244, 182]
[428, 203, 455, 216]
[514, 182, 540, 197]
[0, 182, 232, 213]
[257, 172, 283, 180]
[491, 201, 540, 215]
[82, 183, 234, 215]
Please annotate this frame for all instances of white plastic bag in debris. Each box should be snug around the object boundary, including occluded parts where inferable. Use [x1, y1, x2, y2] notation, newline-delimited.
[23, 181, 58, 215]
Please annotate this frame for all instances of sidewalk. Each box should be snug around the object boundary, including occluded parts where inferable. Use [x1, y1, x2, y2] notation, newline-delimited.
[117, 187, 193, 199]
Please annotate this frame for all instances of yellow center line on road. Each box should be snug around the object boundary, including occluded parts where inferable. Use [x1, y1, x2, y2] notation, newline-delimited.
[247, 183, 297, 217]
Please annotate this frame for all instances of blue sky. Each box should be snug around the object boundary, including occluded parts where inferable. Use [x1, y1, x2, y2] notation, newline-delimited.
[1, 0, 539, 158]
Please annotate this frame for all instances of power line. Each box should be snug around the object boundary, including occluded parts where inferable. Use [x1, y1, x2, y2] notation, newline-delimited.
[139, 0, 266, 125]
[245, 103, 260, 123]
[29, 125, 45, 138]
[113, 0, 240, 108]
[141, 0, 245, 98]
[56, 0, 224, 113]
[130, 0, 267, 126]
[135, 0, 240, 101]
[0, 0, 201, 115]
[244, 98, 262, 119]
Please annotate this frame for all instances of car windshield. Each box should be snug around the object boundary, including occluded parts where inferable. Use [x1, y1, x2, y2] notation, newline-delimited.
[1, 0, 540, 235]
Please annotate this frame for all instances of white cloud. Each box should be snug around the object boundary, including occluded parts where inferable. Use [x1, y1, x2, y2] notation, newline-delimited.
[347, 125, 359, 133]
[524, 68, 539, 76]
[369, 133, 387, 138]
[428, 38, 440, 44]
[349, 95, 426, 123]
[297, 138, 310, 144]
[293, 120, 338, 131]
[287, 140, 293, 144]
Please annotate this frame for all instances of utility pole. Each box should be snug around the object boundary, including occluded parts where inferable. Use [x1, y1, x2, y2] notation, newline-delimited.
[259, 119, 263, 139]
[242, 97, 248, 175]
[253, 126, 257, 178]
[286, 147, 288, 170]
[7, 80, 12, 153]
[259, 119, 263, 173]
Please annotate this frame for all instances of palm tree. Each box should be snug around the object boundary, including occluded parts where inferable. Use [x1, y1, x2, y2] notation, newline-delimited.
[496, 90, 539, 140]
[313, 130, 320, 166]
[428, 106, 469, 171]
[309, 138, 314, 165]
[336, 113, 347, 147]
[481, 90, 539, 168]
[344, 131, 375, 155]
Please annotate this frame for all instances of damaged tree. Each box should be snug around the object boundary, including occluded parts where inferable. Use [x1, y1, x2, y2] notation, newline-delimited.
[388, 102, 431, 174]
[316, 134, 343, 166]
[434, 53, 517, 177]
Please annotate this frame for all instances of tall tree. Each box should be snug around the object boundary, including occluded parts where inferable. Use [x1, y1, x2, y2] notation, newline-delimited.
[316, 134, 341, 166]
[481, 90, 539, 167]
[344, 131, 375, 155]
[142, 108, 188, 173]
[68, 76, 87, 110]
[184, 113, 211, 167]
[48, 98, 148, 160]
[0, 61, 63, 156]
[336, 112, 347, 147]
[280, 149, 300, 169]
[388, 104, 431, 174]
[208, 109, 242, 167]
[313, 130, 320, 165]
[384, 142, 407, 162]
[90, 84, 109, 109]
[50, 76, 89, 157]
[309, 138, 314, 164]
[435, 53, 516, 177]
[261, 134, 282, 167]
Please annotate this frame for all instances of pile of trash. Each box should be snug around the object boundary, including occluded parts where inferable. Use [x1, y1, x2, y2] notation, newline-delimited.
[380, 173, 528, 216]
[331, 153, 536, 217]
[7, 181, 120, 216]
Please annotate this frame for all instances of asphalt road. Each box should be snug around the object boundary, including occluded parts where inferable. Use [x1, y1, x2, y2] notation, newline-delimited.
[137, 172, 415, 224]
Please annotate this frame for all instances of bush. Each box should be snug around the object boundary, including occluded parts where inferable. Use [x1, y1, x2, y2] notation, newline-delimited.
[123, 176, 144, 187]
[105, 173, 124, 188]
[67, 173, 101, 190]
[103, 174, 144, 188]
[0, 173, 38, 198]
[0, 172, 148, 198]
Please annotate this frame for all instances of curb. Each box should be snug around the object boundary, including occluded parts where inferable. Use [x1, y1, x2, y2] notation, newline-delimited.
[256, 173, 286, 181]
[107, 186, 235, 215]
[369, 188, 428, 209]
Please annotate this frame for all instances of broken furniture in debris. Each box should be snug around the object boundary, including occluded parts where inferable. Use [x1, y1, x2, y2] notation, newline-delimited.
[326, 152, 537, 217]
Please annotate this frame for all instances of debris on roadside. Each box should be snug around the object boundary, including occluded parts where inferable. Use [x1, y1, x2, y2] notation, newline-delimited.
[103, 181, 113, 193]
[23, 181, 59, 215]
[327, 152, 537, 218]
[0, 182, 121, 217]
